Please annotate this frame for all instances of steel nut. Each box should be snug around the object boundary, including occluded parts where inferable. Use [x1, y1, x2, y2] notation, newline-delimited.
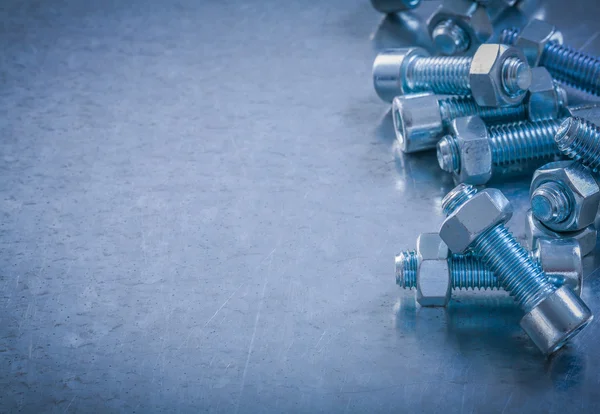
[426, 0, 493, 55]
[531, 161, 600, 232]
[516, 19, 563, 67]
[416, 233, 451, 307]
[440, 188, 513, 253]
[527, 67, 566, 121]
[533, 238, 583, 296]
[451, 116, 492, 185]
[469, 44, 531, 107]
[392, 93, 444, 153]
[525, 210, 598, 257]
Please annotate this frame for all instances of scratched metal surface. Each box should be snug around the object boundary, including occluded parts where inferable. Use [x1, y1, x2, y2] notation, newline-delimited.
[2, 0, 600, 412]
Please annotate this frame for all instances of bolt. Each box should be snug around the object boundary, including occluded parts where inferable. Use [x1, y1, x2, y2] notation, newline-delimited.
[396, 236, 583, 301]
[431, 19, 470, 55]
[501, 26, 600, 96]
[531, 182, 572, 224]
[555, 117, 600, 172]
[436, 116, 561, 185]
[439, 184, 592, 354]
[373, 44, 531, 106]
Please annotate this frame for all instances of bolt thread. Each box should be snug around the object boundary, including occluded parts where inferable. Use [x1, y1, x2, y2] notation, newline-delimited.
[488, 119, 561, 166]
[499, 28, 519, 46]
[442, 184, 556, 312]
[395, 250, 418, 288]
[501, 57, 531, 96]
[450, 253, 501, 290]
[432, 19, 470, 55]
[407, 56, 472, 95]
[530, 181, 572, 224]
[555, 117, 600, 172]
[436, 135, 461, 173]
[438, 96, 526, 126]
[542, 42, 600, 96]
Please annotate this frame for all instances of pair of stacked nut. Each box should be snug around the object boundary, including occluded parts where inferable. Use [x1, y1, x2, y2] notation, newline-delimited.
[371, 0, 600, 355]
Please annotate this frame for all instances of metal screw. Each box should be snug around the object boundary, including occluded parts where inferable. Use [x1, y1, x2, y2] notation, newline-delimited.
[436, 117, 562, 184]
[555, 117, 600, 172]
[439, 184, 592, 354]
[500, 28, 600, 96]
[531, 182, 572, 224]
[431, 19, 470, 55]
[438, 95, 526, 124]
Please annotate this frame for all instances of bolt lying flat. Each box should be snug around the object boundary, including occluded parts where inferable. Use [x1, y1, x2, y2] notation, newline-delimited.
[439, 184, 592, 355]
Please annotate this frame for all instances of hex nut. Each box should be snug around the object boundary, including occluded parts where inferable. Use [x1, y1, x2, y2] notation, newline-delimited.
[530, 161, 600, 232]
[469, 44, 531, 107]
[451, 116, 493, 185]
[392, 93, 444, 153]
[416, 233, 452, 307]
[526, 67, 565, 121]
[372, 48, 430, 102]
[427, 0, 493, 55]
[525, 210, 598, 257]
[440, 188, 513, 253]
[533, 238, 583, 296]
[515, 19, 563, 67]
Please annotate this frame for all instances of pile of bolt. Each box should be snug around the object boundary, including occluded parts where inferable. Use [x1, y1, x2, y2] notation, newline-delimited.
[371, 0, 600, 355]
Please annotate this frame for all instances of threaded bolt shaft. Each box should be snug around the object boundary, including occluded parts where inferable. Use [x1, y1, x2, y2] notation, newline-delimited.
[436, 119, 562, 174]
[442, 185, 556, 312]
[530, 181, 572, 224]
[406, 56, 472, 95]
[555, 117, 600, 172]
[438, 96, 527, 127]
[500, 28, 600, 95]
[431, 19, 470, 56]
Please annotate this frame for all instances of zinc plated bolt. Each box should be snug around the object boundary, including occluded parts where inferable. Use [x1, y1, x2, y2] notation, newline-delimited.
[436, 116, 562, 184]
[439, 184, 592, 354]
[555, 117, 600, 172]
[373, 44, 531, 106]
[500, 24, 600, 96]
[395, 235, 583, 306]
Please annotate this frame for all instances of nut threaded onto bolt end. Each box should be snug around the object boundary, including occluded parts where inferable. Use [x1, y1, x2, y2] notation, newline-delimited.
[499, 28, 519, 45]
[395, 250, 418, 288]
[555, 117, 600, 172]
[437, 135, 461, 173]
[531, 181, 572, 224]
[432, 19, 470, 55]
[501, 57, 532, 97]
[441, 183, 478, 215]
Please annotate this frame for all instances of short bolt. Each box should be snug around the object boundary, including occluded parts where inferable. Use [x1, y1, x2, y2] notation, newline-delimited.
[431, 19, 470, 55]
[530, 182, 572, 225]
[439, 184, 592, 354]
[501, 27, 600, 96]
[436, 117, 562, 184]
[373, 44, 531, 106]
[555, 117, 600, 172]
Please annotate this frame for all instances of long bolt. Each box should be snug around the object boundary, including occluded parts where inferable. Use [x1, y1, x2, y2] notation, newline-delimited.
[500, 28, 600, 95]
[396, 250, 572, 292]
[555, 117, 600, 172]
[442, 185, 556, 313]
[437, 96, 526, 126]
[437, 119, 562, 173]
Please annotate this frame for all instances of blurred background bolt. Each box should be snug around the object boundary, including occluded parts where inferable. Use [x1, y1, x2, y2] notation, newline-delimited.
[436, 116, 561, 184]
[555, 117, 600, 172]
[370, 0, 423, 13]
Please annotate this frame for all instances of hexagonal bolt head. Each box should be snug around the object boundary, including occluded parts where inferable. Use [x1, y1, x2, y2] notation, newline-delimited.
[525, 210, 598, 257]
[533, 238, 583, 296]
[470, 44, 532, 107]
[440, 188, 513, 254]
[427, 0, 493, 55]
[372, 48, 430, 102]
[530, 161, 600, 232]
[392, 93, 444, 153]
[445, 116, 493, 185]
[415, 233, 452, 307]
[370, 0, 422, 13]
[527, 67, 567, 121]
[515, 19, 563, 67]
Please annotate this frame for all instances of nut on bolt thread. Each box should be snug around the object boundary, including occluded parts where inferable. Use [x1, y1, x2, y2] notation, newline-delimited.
[501, 27, 600, 95]
[530, 182, 572, 225]
[555, 117, 600, 172]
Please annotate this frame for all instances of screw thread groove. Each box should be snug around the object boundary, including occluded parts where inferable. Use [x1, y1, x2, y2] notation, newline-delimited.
[488, 120, 561, 166]
[542, 42, 600, 95]
[407, 56, 472, 95]
[450, 253, 501, 290]
[441, 184, 477, 215]
[432, 19, 470, 55]
[395, 250, 418, 288]
[438, 96, 526, 126]
[555, 117, 600, 172]
[437, 135, 461, 173]
[531, 181, 572, 224]
[499, 28, 519, 45]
